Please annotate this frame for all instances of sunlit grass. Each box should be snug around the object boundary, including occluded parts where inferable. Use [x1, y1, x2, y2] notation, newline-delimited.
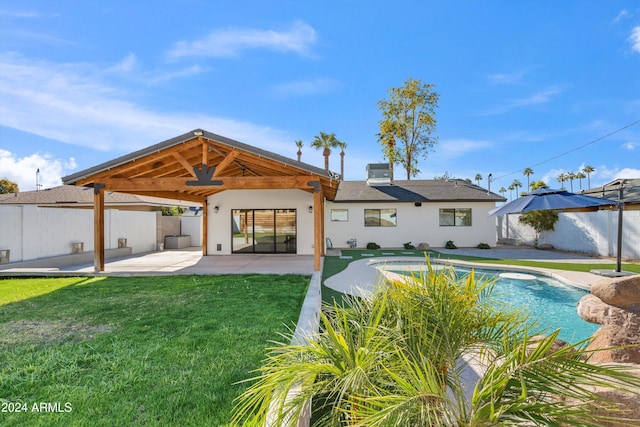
[0, 275, 309, 426]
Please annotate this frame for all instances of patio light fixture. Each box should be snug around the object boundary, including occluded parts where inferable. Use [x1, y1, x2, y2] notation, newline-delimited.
[308, 206, 313, 213]
[214, 206, 219, 213]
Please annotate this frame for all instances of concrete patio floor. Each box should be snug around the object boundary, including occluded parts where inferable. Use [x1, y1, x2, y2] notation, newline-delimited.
[0, 247, 316, 276]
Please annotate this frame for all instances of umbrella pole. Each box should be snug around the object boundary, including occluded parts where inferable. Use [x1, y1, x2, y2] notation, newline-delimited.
[616, 186, 624, 273]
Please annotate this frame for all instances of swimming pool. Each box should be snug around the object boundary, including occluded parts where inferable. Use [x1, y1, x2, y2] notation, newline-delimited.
[379, 262, 599, 343]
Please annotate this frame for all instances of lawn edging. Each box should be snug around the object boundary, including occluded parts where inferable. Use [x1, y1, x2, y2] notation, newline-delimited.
[265, 268, 322, 426]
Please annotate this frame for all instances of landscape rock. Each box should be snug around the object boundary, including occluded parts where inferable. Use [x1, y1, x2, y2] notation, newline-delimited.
[587, 325, 640, 364]
[538, 243, 554, 250]
[578, 274, 640, 366]
[591, 275, 640, 310]
[566, 364, 640, 427]
[417, 243, 430, 250]
[577, 293, 611, 324]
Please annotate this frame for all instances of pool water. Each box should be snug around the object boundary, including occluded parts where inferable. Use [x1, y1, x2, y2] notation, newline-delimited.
[385, 264, 599, 343]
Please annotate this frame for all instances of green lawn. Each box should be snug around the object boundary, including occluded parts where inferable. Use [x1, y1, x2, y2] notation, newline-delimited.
[0, 275, 309, 426]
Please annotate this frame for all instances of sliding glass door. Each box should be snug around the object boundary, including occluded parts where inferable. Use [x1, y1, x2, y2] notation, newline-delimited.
[231, 209, 296, 253]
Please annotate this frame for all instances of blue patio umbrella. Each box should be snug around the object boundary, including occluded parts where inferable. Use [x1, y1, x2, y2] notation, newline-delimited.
[489, 188, 630, 275]
[488, 188, 614, 217]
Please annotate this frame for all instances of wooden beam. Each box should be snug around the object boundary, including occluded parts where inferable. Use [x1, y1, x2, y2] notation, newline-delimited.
[93, 185, 105, 272]
[313, 187, 324, 271]
[202, 201, 208, 256]
[208, 143, 260, 176]
[201, 137, 208, 166]
[172, 152, 197, 177]
[101, 176, 318, 191]
[213, 149, 240, 177]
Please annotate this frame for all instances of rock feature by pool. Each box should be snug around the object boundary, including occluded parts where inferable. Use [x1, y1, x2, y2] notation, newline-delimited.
[576, 274, 640, 426]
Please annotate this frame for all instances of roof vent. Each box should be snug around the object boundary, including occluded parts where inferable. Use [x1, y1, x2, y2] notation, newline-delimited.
[366, 163, 391, 186]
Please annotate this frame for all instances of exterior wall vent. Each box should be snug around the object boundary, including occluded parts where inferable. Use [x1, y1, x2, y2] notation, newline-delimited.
[366, 163, 391, 186]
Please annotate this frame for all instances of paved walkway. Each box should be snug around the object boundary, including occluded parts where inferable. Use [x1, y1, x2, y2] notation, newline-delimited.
[324, 247, 628, 296]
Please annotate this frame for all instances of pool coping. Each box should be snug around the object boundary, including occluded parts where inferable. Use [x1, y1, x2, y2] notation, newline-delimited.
[324, 256, 601, 296]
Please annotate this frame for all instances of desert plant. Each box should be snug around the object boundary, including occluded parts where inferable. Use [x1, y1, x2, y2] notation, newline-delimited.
[367, 242, 381, 250]
[233, 260, 640, 426]
[403, 242, 416, 250]
[477, 243, 491, 249]
[445, 240, 457, 249]
[518, 209, 559, 247]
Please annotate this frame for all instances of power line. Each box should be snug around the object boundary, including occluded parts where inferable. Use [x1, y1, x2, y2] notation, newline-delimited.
[492, 118, 640, 183]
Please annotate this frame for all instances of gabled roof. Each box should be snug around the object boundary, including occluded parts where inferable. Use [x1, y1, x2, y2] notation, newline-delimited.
[0, 185, 192, 208]
[333, 180, 506, 203]
[62, 129, 339, 202]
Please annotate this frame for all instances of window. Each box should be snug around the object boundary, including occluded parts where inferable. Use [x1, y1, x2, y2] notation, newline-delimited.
[331, 209, 349, 222]
[439, 208, 472, 226]
[365, 208, 397, 227]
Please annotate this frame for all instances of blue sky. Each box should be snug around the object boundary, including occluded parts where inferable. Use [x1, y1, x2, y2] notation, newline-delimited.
[1, 1, 639, 194]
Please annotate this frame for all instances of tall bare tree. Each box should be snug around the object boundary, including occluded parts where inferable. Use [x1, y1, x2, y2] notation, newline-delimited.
[378, 78, 439, 180]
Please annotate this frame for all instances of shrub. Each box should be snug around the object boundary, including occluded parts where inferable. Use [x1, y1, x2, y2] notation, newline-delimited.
[477, 243, 491, 249]
[445, 240, 457, 249]
[403, 242, 416, 250]
[366, 242, 380, 250]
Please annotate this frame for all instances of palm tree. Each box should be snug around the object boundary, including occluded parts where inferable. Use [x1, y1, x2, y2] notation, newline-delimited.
[508, 183, 515, 201]
[567, 171, 576, 192]
[475, 173, 482, 187]
[233, 262, 640, 426]
[523, 167, 534, 191]
[499, 186, 507, 200]
[576, 171, 586, 191]
[557, 173, 567, 190]
[512, 179, 523, 197]
[294, 140, 303, 162]
[338, 141, 347, 180]
[311, 131, 341, 171]
[530, 180, 549, 191]
[582, 165, 595, 189]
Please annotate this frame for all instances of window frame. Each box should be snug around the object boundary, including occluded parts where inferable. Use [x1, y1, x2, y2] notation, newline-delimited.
[439, 208, 472, 227]
[331, 209, 349, 222]
[364, 208, 397, 227]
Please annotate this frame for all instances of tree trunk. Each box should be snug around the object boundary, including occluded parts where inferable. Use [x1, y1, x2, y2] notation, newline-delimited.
[340, 151, 345, 179]
[323, 147, 330, 171]
[297, 149, 301, 162]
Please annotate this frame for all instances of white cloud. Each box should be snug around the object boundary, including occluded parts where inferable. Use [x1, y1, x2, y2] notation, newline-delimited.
[629, 26, 640, 53]
[623, 141, 638, 150]
[478, 86, 565, 115]
[486, 69, 529, 85]
[0, 149, 76, 191]
[270, 78, 339, 97]
[167, 21, 317, 59]
[436, 138, 493, 159]
[108, 53, 138, 73]
[0, 53, 291, 152]
[613, 9, 631, 24]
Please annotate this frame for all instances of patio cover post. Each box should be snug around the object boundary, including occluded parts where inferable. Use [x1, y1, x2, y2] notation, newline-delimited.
[313, 184, 324, 271]
[616, 186, 624, 273]
[93, 184, 105, 272]
[202, 200, 208, 256]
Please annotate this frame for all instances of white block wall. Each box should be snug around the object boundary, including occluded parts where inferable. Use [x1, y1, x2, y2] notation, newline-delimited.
[325, 201, 499, 249]
[0, 206, 157, 263]
[181, 216, 203, 246]
[497, 210, 640, 259]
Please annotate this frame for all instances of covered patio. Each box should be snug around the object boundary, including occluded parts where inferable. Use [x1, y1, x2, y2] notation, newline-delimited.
[62, 130, 339, 272]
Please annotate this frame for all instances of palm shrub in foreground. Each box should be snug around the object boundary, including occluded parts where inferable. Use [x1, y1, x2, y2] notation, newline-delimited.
[232, 261, 640, 426]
